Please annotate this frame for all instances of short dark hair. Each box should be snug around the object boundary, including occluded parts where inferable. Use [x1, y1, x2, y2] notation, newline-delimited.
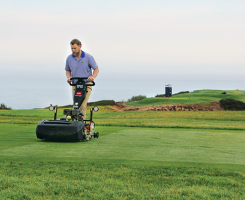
[70, 39, 82, 46]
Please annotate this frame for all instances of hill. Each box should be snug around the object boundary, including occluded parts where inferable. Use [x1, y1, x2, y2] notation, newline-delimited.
[125, 89, 245, 107]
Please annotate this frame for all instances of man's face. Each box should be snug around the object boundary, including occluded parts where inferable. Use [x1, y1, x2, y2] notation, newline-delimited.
[71, 44, 81, 57]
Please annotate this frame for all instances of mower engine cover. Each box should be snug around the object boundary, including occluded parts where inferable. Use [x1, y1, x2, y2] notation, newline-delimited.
[36, 120, 86, 141]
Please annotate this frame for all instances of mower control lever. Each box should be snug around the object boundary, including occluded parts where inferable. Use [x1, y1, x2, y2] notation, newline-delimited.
[69, 77, 95, 86]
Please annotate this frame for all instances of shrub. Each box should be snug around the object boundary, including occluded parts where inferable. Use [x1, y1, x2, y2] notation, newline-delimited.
[128, 95, 147, 102]
[178, 91, 189, 94]
[173, 91, 190, 96]
[155, 94, 165, 97]
[220, 99, 245, 111]
[88, 100, 116, 106]
[0, 103, 12, 110]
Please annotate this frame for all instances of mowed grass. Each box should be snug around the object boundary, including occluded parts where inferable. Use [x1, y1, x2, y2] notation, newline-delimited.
[0, 107, 245, 199]
[1, 160, 244, 200]
[94, 110, 245, 130]
[0, 124, 244, 165]
[1, 108, 245, 130]
[126, 89, 245, 106]
[0, 106, 111, 124]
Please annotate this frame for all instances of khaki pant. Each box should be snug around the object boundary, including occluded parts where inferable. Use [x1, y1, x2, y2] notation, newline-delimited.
[72, 82, 92, 120]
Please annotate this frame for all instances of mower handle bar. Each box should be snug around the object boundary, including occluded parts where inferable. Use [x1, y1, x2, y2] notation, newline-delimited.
[69, 77, 95, 86]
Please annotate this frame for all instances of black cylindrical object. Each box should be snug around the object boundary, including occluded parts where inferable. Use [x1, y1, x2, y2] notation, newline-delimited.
[165, 85, 172, 97]
[36, 120, 85, 141]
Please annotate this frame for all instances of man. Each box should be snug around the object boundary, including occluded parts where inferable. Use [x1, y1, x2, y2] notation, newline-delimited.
[65, 39, 99, 120]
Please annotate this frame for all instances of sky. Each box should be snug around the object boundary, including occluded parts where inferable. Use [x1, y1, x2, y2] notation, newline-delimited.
[0, 0, 245, 108]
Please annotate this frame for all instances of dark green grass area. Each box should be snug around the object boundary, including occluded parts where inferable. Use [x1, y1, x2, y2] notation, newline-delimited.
[126, 89, 245, 106]
[1, 161, 244, 200]
[0, 124, 245, 199]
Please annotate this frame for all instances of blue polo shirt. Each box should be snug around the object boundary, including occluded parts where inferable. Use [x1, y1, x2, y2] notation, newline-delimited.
[65, 51, 98, 80]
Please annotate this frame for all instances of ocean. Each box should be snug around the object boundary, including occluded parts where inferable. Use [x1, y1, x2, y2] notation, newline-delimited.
[1, 77, 244, 109]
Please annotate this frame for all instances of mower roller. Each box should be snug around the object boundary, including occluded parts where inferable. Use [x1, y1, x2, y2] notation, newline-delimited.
[36, 77, 99, 141]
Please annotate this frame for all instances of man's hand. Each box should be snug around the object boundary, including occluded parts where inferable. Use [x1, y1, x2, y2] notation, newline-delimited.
[66, 71, 72, 84]
[87, 68, 99, 82]
[87, 76, 95, 82]
[67, 77, 72, 84]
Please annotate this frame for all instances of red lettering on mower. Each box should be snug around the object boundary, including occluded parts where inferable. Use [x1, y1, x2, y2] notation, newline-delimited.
[76, 92, 82, 95]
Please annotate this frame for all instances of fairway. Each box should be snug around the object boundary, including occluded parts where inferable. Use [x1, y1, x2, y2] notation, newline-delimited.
[0, 109, 245, 199]
[0, 124, 244, 165]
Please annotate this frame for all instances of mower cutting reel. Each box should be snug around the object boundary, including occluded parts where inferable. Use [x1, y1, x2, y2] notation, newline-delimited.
[36, 77, 99, 141]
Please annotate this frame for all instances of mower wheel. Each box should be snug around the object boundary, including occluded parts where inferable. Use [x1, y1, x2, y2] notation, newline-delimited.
[94, 132, 99, 138]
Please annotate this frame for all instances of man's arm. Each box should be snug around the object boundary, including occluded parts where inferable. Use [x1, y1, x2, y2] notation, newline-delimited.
[66, 71, 72, 83]
[88, 67, 99, 82]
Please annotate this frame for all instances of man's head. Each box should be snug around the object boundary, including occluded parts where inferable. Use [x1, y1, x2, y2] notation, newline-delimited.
[70, 39, 82, 57]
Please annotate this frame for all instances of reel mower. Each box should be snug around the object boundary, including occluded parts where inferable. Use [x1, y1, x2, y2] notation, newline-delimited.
[36, 77, 99, 141]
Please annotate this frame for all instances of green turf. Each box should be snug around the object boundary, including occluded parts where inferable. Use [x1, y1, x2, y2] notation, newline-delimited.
[126, 89, 245, 106]
[2, 108, 245, 130]
[0, 123, 245, 199]
[1, 160, 244, 200]
[0, 106, 245, 199]
[0, 124, 245, 165]
[94, 110, 245, 130]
